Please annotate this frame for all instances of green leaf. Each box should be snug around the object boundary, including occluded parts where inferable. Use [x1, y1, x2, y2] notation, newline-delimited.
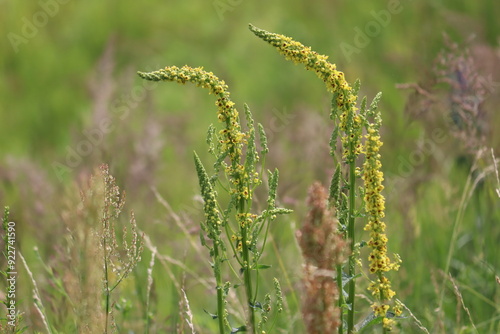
[329, 126, 339, 156]
[258, 123, 269, 156]
[244, 104, 258, 177]
[359, 96, 367, 117]
[355, 312, 383, 332]
[342, 272, 361, 288]
[204, 309, 218, 319]
[199, 230, 207, 247]
[267, 169, 279, 207]
[367, 92, 382, 118]
[330, 91, 340, 120]
[329, 164, 341, 204]
[255, 264, 272, 270]
[251, 301, 263, 309]
[231, 326, 247, 333]
[353, 78, 361, 96]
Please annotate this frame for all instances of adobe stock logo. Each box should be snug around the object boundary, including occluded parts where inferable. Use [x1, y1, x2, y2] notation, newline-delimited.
[7, 0, 70, 53]
[340, 0, 412, 63]
[213, 0, 243, 21]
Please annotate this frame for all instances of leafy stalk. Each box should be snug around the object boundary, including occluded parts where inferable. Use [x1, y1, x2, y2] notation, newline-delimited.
[139, 67, 291, 333]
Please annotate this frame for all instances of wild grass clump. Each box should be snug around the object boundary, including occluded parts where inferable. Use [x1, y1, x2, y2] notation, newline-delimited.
[397, 34, 500, 333]
[0, 165, 144, 333]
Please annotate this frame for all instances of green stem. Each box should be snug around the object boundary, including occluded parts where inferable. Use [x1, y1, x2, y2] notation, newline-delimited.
[438, 167, 473, 318]
[347, 160, 357, 334]
[213, 245, 226, 334]
[337, 263, 344, 334]
[378, 273, 387, 334]
[240, 199, 256, 333]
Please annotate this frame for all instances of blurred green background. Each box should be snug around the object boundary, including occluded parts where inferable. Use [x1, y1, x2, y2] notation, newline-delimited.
[1, 0, 499, 332]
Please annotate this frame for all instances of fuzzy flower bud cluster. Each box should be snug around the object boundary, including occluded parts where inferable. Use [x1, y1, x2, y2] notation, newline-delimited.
[298, 182, 349, 333]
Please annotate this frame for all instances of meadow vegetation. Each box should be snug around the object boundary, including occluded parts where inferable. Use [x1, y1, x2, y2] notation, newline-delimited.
[1, 1, 499, 333]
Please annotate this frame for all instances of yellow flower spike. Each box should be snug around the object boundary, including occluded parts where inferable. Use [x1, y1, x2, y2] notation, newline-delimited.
[363, 118, 401, 327]
[382, 317, 395, 331]
[138, 66, 244, 172]
[249, 24, 354, 109]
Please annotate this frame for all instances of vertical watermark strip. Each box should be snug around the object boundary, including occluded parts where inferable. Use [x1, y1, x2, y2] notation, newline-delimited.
[2, 207, 19, 328]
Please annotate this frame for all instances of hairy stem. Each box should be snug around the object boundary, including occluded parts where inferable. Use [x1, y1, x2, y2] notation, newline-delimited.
[213, 245, 226, 334]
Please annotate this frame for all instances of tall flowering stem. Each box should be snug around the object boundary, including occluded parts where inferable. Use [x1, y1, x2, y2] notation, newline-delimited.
[250, 24, 400, 333]
[249, 24, 362, 332]
[138, 66, 291, 334]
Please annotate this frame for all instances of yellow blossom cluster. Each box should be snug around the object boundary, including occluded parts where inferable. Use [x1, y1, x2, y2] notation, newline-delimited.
[249, 24, 354, 106]
[138, 66, 244, 159]
[363, 127, 400, 274]
[249, 24, 362, 162]
[237, 212, 257, 228]
[138, 65, 251, 199]
[363, 124, 401, 330]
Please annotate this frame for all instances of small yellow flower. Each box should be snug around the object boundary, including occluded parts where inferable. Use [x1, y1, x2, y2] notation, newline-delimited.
[382, 317, 395, 331]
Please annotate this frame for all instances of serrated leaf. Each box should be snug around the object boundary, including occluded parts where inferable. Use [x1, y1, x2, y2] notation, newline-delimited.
[330, 92, 340, 120]
[258, 123, 269, 156]
[366, 92, 383, 119]
[353, 78, 361, 96]
[329, 126, 339, 155]
[329, 164, 341, 203]
[199, 230, 207, 247]
[360, 96, 367, 116]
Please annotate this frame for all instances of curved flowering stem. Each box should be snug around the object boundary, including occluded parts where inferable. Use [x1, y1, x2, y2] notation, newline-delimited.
[138, 66, 291, 334]
[250, 24, 400, 333]
[138, 66, 245, 173]
[249, 24, 362, 332]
